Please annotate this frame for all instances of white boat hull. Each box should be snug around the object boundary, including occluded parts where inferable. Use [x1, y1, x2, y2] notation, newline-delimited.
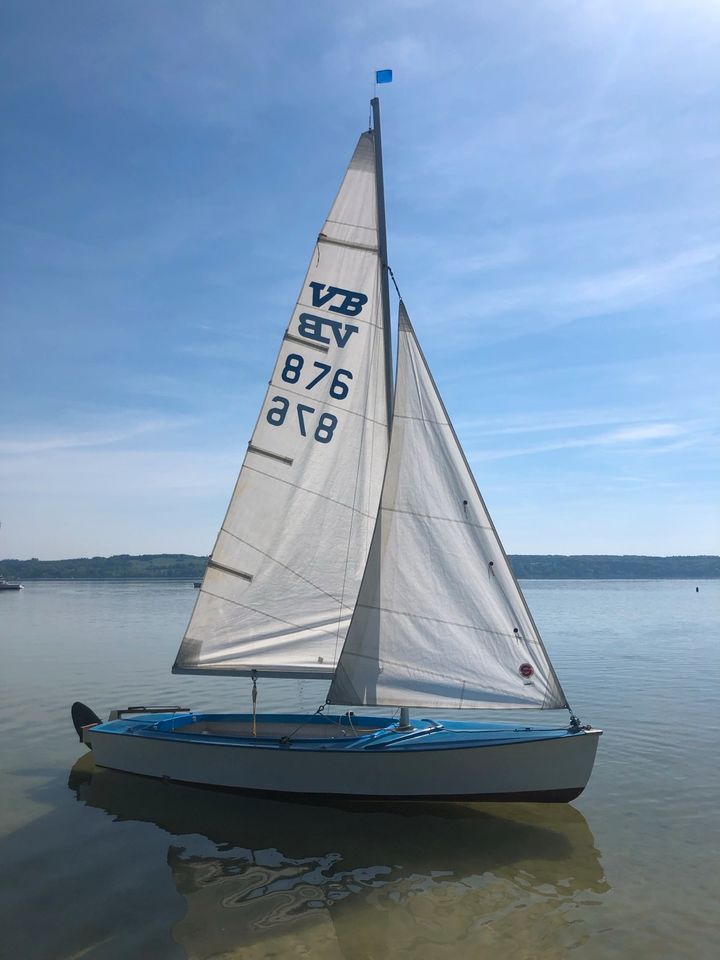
[87, 714, 600, 802]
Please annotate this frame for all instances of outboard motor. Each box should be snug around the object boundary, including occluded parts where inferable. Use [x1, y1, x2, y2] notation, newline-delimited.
[71, 701, 101, 747]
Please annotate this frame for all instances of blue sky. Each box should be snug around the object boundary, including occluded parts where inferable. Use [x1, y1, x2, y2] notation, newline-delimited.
[1, 0, 718, 560]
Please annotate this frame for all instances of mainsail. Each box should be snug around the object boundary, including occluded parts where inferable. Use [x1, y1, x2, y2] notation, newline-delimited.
[328, 303, 568, 709]
[174, 132, 388, 678]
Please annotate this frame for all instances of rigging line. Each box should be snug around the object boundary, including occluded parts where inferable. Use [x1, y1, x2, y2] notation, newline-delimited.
[220, 526, 352, 607]
[243, 465, 376, 521]
[387, 264, 403, 301]
[281, 719, 313, 742]
[280, 708, 348, 744]
[251, 672, 257, 737]
[278, 713, 315, 742]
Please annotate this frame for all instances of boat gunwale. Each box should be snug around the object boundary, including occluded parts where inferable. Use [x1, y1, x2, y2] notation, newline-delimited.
[88, 712, 601, 753]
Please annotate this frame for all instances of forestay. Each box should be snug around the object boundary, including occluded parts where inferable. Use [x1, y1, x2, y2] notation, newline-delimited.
[328, 303, 568, 709]
[174, 132, 388, 678]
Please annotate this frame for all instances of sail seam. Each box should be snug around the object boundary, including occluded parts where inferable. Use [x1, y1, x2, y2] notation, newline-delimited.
[353, 602, 541, 642]
[340, 649, 540, 699]
[197, 589, 349, 640]
[325, 217, 378, 233]
[263, 383, 388, 425]
[382, 506, 492, 529]
[220, 526, 352, 607]
[393, 413, 449, 426]
[318, 234, 378, 253]
[243, 466, 376, 519]
[293, 305, 382, 331]
[189, 591, 298, 630]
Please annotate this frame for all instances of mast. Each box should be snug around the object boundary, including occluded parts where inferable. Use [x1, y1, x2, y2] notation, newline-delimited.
[371, 97, 412, 731]
[371, 97, 394, 429]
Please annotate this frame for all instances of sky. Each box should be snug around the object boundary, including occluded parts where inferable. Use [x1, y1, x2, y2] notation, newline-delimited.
[1, 0, 718, 560]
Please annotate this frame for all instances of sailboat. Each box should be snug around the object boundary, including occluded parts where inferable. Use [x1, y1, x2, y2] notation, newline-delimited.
[0, 523, 23, 590]
[72, 97, 600, 802]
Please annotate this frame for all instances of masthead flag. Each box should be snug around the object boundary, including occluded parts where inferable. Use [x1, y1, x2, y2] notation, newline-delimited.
[375, 69, 393, 84]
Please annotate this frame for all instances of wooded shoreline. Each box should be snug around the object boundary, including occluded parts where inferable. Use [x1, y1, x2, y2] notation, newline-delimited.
[1, 553, 718, 580]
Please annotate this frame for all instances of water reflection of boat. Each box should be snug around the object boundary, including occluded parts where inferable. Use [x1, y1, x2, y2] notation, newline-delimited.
[69, 755, 609, 958]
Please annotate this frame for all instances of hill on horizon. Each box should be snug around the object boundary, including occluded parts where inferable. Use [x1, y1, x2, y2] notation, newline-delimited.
[1, 553, 718, 580]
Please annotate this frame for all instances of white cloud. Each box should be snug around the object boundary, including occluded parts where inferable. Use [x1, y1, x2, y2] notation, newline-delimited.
[468, 420, 701, 462]
[457, 408, 677, 438]
[0, 416, 194, 455]
[600, 423, 682, 443]
[421, 243, 720, 342]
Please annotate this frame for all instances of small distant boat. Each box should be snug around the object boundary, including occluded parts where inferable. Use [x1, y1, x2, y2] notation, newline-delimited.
[72, 95, 600, 802]
[0, 524, 22, 589]
[0, 578, 23, 591]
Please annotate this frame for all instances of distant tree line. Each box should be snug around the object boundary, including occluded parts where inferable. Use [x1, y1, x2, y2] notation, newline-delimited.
[1, 553, 718, 580]
[0, 553, 208, 580]
[508, 555, 720, 579]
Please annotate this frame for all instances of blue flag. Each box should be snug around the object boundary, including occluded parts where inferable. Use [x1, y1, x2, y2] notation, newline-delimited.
[376, 69, 393, 84]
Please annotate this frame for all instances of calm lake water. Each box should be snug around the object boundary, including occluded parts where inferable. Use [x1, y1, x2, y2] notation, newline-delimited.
[1, 579, 718, 959]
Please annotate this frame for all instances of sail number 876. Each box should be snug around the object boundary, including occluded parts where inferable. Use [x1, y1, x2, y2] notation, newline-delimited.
[265, 353, 352, 443]
[266, 397, 337, 443]
[281, 353, 353, 399]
